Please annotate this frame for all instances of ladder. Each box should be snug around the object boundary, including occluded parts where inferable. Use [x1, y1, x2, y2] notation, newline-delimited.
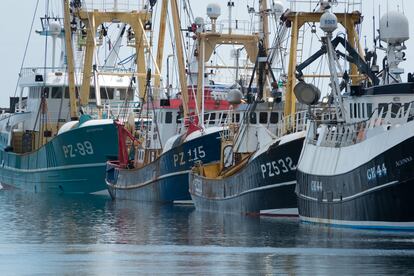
[296, 26, 306, 64]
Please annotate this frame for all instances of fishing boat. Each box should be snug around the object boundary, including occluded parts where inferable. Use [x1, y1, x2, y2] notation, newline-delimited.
[188, 1, 310, 216]
[106, 1, 285, 202]
[0, 0, 162, 194]
[295, 4, 414, 230]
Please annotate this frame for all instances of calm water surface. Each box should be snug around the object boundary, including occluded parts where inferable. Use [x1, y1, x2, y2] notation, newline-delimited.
[0, 191, 413, 275]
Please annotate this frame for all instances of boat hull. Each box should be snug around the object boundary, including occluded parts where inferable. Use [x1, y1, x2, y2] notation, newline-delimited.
[106, 130, 222, 202]
[0, 121, 118, 194]
[189, 134, 305, 215]
[297, 134, 414, 230]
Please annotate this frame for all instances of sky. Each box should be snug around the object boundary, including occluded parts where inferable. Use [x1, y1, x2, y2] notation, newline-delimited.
[0, 0, 411, 108]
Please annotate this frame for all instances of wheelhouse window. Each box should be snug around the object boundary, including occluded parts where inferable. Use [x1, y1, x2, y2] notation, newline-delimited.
[207, 113, 216, 125]
[100, 88, 114, 99]
[51, 87, 63, 98]
[378, 103, 389, 118]
[221, 113, 228, 124]
[367, 103, 373, 117]
[362, 103, 365, 118]
[165, 111, 173, 124]
[259, 112, 268, 124]
[354, 103, 357, 118]
[391, 103, 402, 118]
[270, 112, 279, 124]
[249, 112, 257, 124]
[232, 113, 240, 123]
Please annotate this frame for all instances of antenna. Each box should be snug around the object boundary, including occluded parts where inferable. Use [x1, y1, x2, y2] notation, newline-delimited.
[373, 1, 376, 48]
[378, 4, 381, 43]
[386, 0, 389, 27]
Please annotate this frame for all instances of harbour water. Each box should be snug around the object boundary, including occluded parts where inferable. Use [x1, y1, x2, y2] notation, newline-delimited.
[1, 190, 414, 275]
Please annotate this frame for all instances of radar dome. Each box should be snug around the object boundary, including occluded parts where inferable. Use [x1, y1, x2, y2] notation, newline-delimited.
[379, 11, 409, 44]
[49, 21, 61, 36]
[294, 81, 321, 105]
[272, 1, 284, 16]
[320, 12, 338, 33]
[227, 89, 243, 105]
[207, 3, 221, 19]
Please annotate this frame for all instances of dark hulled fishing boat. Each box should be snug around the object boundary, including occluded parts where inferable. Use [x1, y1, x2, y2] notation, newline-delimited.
[296, 7, 414, 230]
[189, 1, 310, 215]
[189, 124, 306, 215]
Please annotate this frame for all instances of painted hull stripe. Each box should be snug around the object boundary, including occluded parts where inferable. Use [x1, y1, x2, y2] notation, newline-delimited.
[0, 175, 87, 185]
[300, 215, 414, 230]
[1, 162, 106, 173]
[297, 180, 399, 202]
[107, 170, 190, 190]
[192, 180, 296, 200]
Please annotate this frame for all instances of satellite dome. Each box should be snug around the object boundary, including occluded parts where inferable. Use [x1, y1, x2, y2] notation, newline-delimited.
[227, 89, 243, 105]
[379, 11, 409, 44]
[294, 81, 321, 105]
[320, 12, 338, 33]
[272, 1, 284, 16]
[49, 21, 61, 36]
[207, 3, 221, 20]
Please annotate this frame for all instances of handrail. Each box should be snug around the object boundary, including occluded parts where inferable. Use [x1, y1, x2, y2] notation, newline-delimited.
[309, 101, 414, 147]
[276, 110, 308, 137]
[81, 0, 146, 12]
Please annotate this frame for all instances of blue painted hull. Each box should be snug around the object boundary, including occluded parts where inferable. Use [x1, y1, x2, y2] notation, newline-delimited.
[106, 130, 222, 202]
[0, 122, 118, 194]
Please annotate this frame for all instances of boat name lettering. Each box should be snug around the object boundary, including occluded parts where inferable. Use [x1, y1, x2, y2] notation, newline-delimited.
[395, 156, 413, 167]
[311, 180, 323, 192]
[367, 163, 387, 181]
[62, 141, 94, 158]
[260, 157, 296, 179]
[173, 146, 206, 167]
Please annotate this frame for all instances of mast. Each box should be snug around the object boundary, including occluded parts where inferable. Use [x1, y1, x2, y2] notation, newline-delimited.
[63, 0, 78, 120]
[79, 13, 97, 109]
[283, 10, 362, 120]
[154, 0, 169, 89]
[170, 0, 189, 119]
[71, 5, 153, 108]
[196, 4, 259, 113]
[259, 0, 270, 99]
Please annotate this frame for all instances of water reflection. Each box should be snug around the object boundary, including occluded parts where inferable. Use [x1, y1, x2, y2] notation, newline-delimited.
[0, 191, 413, 274]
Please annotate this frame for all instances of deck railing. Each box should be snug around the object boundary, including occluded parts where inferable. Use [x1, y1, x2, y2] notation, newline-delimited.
[309, 102, 414, 147]
[275, 110, 308, 138]
[81, 0, 146, 12]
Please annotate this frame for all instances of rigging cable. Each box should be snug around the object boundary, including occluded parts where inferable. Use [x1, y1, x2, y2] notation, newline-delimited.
[8, 0, 41, 127]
